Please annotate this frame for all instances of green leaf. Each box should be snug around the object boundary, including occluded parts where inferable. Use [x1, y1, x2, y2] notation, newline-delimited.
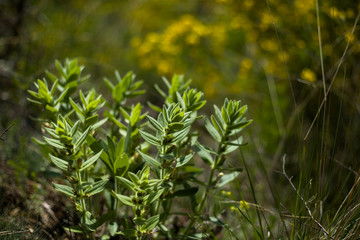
[142, 215, 160, 231]
[146, 188, 164, 204]
[137, 150, 161, 169]
[85, 179, 108, 196]
[154, 84, 167, 99]
[119, 229, 137, 237]
[229, 120, 253, 131]
[49, 154, 69, 171]
[80, 150, 103, 171]
[91, 117, 107, 130]
[193, 142, 214, 166]
[215, 172, 240, 188]
[87, 99, 101, 112]
[147, 101, 163, 112]
[55, 60, 66, 78]
[69, 98, 83, 116]
[27, 98, 42, 105]
[114, 153, 129, 176]
[87, 135, 113, 173]
[70, 121, 81, 137]
[64, 225, 88, 233]
[214, 105, 226, 128]
[139, 165, 150, 181]
[172, 126, 190, 143]
[176, 152, 195, 167]
[223, 145, 239, 154]
[124, 123, 132, 154]
[112, 191, 134, 207]
[103, 77, 114, 91]
[44, 137, 65, 149]
[119, 107, 130, 120]
[74, 127, 91, 148]
[79, 90, 87, 107]
[113, 84, 124, 103]
[54, 88, 69, 105]
[171, 187, 198, 198]
[45, 104, 58, 114]
[104, 111, 126, 129]
[204, 117, 221, 142]
[52, 183, 75, 197]
[211, 115, 224, 136]
[109, 221, 118, 237]
[221, 107, 230, 124]
[116, 176, 136, 191]
[134, 217, 146, 226]
[45, 70, 58, 82]
[146, 115, 164, 132]
[127, 172, 140, 185]
[168, 122, 184, 132]
[130, 103, 142, 126]
[107, 136, 116, 163]
[176, 91, 185, 109]
[84, 114, 99, 127]
[139, 130, 161, 147]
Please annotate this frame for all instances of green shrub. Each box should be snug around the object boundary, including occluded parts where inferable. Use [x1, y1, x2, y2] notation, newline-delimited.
[28, 59, 251, 239]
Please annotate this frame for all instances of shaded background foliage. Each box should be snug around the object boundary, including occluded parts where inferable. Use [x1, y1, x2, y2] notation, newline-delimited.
[1, 0, 360, 238]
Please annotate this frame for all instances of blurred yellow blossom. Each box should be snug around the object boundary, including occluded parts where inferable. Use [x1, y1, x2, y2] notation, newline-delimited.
[301, 68, 317, 82]
[345, 31, 355, 44]
[329, 7, 346, 20]
[221, 190, 232, 196]
[230, 15, 250, 30]
[260, 12, 274, 30]
[239, 200, 250, 210]
[294, 0, 314, 15]
[130, 37, 141, 47]
[243, 0, 254, 9]
[260, 39, 279, 52]
[241, 58, 253, 72]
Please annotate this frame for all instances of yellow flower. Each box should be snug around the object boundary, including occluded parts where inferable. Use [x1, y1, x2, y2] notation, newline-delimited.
[186, 33, 199, 45]
[329, 7, 346, 20]
[301, 68, 317, 82]
[240, 58, 253, 72]
[130, 37, 141, 48]
[345, 31, 355, 44]
[239, 200, 250, 210]
[294, 0, 314, 15]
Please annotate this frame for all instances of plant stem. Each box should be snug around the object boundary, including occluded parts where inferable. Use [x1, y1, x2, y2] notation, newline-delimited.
[155, 167, 165, 214]
[183, 135, 226, 237]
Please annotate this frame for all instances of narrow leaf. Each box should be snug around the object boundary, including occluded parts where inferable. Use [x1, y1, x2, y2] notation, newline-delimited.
[204, 117, 221, 142]
[44, 137, 65, 149]
[176, 152, 195, 167]
[137, 150, 161, 169]
[215, 172, 240, 188]
[112, 191, 134, 207]
[146, 115, 163, 132]
[74, 127, 91, 148]
[116, 176, 136, 191]
[142, 215, 160, 231]
[193, 143, 214, 166]
[85, 179, 108, 196]
[49, 154, 69, 171]
[139, 130, 161, 147]
[80, 150, 103, 171]
[52, 183, 75, 197]
[146, 188, 164, 205]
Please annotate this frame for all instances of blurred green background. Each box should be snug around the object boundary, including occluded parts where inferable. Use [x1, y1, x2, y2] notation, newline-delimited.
[1, 0, 360, 238]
